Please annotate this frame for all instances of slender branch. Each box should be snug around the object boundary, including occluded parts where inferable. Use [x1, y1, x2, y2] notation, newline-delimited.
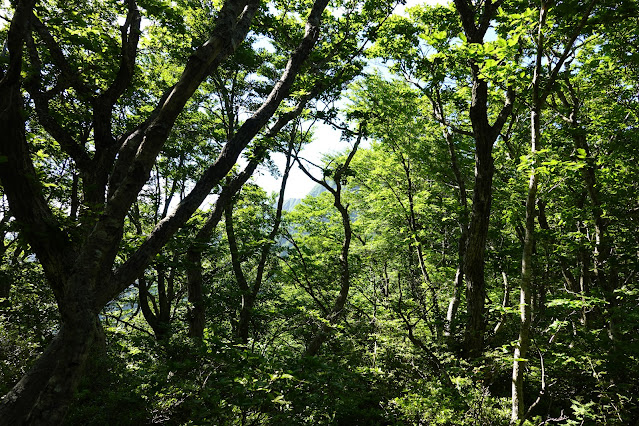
[252, 131, 296, 298]
[93, 0, 142, 155]
[106, 0, 259, 205]
[518, 347, 546, 426]
[103, 313, 154, 337]
[28, 12, 93, 97]
[541, 0, 599, 102]
[99, 0, 142, 107]
[224, 201, 250, 294]
[491, 86, 516, 140]
[107, 0, 331, 304]
[23, 31, 92, 169]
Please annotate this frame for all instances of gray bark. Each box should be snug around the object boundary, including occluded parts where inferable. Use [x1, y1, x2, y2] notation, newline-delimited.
[511, 1, 597, 422]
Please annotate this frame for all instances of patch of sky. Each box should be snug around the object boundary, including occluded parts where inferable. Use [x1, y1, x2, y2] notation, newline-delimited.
[256, 0, 451, 200]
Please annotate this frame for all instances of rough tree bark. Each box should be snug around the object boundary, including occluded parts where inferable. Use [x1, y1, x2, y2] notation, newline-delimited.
[452, 0, 514, 358]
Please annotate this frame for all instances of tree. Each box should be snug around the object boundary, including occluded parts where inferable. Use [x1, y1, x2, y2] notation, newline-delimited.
[3, 0, 639, 423]
[347, 75, 466, 343]
[291, 122, 365, 356]
[0, 0, 334, 420]
[225, 135, 295, 343]
[510, 0, 603, 421]
[368, 1, 516, 356]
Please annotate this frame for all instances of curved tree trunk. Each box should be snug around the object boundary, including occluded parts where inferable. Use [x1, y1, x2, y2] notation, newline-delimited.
[493, 270, 511, 336]
[0, 0, 348, 420]
[304, 199, 353, 356]
[186, 155, 263, 339]
[299, 125, 364, 357]
[185, 92, 323, 339]
[0, 310, 99, 424]
[224, 201, 252, 343]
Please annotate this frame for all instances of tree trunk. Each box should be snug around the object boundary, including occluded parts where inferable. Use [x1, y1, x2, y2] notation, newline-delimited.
[452, 0, 514, 358]
[511, 1, 598, 419]
[304, 190, 353, 357]
[440, 113, 469, 341]
[577, 220, 592, 326]
[512, 3, 545, 421]
[445, 226, 467, 345]
[444, 266, 463, 337]
[0, 311, 99, 425]
[185, 157, 261, 339]
[1, 0, 332, 419]
[138, 274, 172, 340]
[493, 270, 511, 336]
[300, 126, 363, 357]
[512, 170, 536, 423]
[567, 86, 618, 342]
[224, 202, 252, 343]
[237, 295, 255, 344]
[462, 140, 493, 357]
[186, 248, 206, 339]
[185, 110, 303, 339]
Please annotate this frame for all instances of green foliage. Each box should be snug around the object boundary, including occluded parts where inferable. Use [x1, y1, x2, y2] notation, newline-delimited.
[0, 261, 58, 395]
[3, 0, 639, 423]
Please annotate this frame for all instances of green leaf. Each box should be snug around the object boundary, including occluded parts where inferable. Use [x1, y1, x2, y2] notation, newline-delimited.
[576, 148, 587, 159]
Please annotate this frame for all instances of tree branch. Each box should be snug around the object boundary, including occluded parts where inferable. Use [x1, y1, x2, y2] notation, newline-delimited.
[107, 0, 331, 304]
[28, 12, 93, 99]
[23, 31, 92, 169]
[0, 0, 72, 299]
[541, 0, 598, 102]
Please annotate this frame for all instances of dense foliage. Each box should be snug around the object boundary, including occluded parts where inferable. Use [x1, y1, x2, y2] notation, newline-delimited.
[1, 0, 638, 424]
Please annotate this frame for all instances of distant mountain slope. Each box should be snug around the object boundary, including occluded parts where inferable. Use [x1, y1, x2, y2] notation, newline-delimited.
[307, 183, 328, 198]
[282, 184, 327, 211]
[282, 198, 302, 211]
